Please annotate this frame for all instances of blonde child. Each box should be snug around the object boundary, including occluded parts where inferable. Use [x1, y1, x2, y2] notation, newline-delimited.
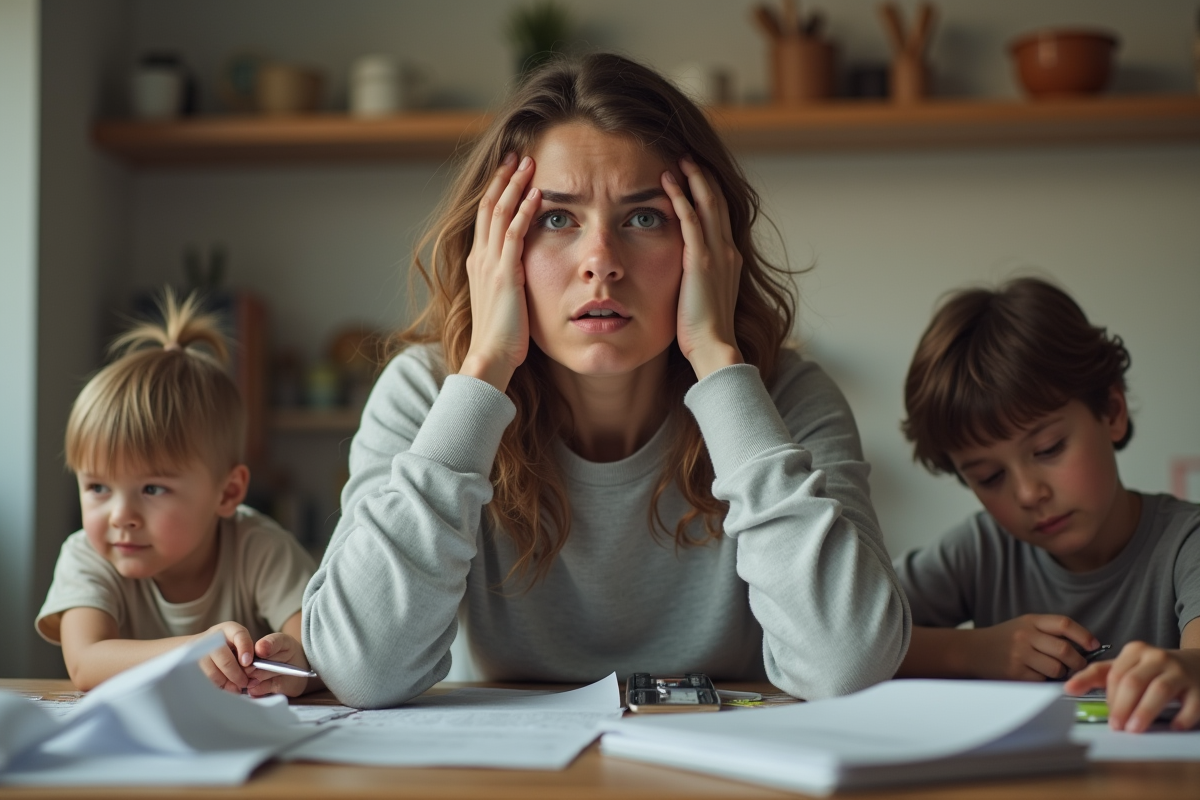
[37, 290, 318, 697]
[894, 277, 1200, 733]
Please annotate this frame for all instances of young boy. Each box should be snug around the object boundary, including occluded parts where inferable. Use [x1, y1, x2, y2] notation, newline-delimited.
[894, 277, 1200, 733]
[36, 291, 318, 697]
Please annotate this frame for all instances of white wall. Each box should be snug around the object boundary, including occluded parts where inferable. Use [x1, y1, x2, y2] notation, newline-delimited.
[32, 0, 134, 677]
[0, 0, 41, 679]
[124, 0, 1200, 561]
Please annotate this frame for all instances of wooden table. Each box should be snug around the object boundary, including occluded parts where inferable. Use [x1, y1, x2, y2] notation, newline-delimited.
[2, 679, 1197, 799]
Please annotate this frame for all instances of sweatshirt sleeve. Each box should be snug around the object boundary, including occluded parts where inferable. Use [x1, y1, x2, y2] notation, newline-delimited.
[301, 348, 515, 708]
[684, 357, 911, 699]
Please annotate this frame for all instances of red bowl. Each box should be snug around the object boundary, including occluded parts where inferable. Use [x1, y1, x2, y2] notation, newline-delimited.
[1009, 29, 1119, 98]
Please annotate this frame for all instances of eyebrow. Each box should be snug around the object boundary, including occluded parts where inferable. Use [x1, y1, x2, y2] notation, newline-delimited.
[538, 187, 668, 205]
[955, 416, 1065, 472]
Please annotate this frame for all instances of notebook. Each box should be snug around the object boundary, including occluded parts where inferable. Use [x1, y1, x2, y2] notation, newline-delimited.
[600, 680, 1087, 795]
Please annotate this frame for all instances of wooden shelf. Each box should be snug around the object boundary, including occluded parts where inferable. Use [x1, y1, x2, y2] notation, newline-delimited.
[93, 95, 1200, 166]
[269, 408, 362, 433]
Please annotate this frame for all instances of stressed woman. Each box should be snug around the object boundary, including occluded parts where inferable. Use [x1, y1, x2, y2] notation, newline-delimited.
[302, 54, 911, 708]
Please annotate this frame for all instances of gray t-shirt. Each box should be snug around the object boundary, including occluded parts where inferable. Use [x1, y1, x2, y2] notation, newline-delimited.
[303, 345, 911, 708]
[37, 505, 316, 645]
[894, 493, 1200, 650]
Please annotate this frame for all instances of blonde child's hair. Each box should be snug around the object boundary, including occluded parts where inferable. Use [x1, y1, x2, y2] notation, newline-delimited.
[65, 289, 245, 478]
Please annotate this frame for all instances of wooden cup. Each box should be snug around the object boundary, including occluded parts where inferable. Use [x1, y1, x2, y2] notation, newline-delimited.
[772, 37, 836, 104]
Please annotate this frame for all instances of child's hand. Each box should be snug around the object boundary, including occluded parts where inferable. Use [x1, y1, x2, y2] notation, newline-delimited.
[1065, 642, 1200, 732]
[198, 621, 255, 693]
[244, 632, 311, 698]
[972, 614, 1098, 680]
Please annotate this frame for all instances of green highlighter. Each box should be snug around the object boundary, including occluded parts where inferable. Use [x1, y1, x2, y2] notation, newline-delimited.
[1075, 700, 1108, 723]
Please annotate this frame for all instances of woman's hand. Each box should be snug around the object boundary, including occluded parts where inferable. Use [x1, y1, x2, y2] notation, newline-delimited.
[198, 621, 255, 693]
[968, 614, 1097, 680]
[661, 155, 743, 380]
[459, 152, 543, 392]
[1065, 642, 1200, 732]
[245, 632, 313, 698]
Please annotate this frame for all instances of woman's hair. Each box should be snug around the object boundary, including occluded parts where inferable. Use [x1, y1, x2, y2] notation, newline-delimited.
[397, 52, 796, 584]
[65, 289, 245, 478]
[902, 276, 1132, 476]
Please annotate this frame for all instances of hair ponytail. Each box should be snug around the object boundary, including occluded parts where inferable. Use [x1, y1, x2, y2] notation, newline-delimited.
[65, 288, 246, 477]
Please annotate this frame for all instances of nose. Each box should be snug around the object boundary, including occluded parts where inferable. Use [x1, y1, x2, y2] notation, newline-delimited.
[110, 495, 142, 533]
[576, 227, 624, 283]
[1012, 468, 1050, 508]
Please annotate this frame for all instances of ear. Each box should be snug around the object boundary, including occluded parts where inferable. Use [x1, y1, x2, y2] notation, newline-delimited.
[1104, 386, 1129, 445]
[216, 464, 250, 517]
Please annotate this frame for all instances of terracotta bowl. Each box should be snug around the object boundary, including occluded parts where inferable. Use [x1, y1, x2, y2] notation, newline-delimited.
[1009, 29, 1119, 98]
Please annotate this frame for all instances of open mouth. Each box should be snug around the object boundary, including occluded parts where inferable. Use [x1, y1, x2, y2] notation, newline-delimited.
[574, 309, 628, 320]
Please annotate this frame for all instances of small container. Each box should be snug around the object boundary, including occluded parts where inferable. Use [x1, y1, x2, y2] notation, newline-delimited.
[350, 55, 401, 117]
[1009, 29, 1119, 99]
[256, 63, 323, 115]
[131, 52, 185, 120]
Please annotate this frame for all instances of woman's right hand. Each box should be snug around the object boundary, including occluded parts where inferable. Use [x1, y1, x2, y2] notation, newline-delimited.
[459, 152, 541, 392]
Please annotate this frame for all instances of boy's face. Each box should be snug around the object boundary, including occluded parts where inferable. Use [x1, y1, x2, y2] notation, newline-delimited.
[77, 459, 248, 587]
[948, 393, 1132, 571]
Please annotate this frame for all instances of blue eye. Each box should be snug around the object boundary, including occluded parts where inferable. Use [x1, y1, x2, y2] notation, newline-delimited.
[143, 485, 167, 496]
[629, 210, 664, 229]
[541, 212, 571, 230]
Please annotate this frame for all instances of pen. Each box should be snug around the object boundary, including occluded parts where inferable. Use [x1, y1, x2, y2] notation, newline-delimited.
[251, 658, 318, 679]
[1082, 644, 1111, 662]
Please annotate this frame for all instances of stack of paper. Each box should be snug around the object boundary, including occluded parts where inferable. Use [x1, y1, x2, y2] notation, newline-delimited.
[0, 633, 316, 786]
[283, 673, 622, 769]
[600, 680, 1087, 795]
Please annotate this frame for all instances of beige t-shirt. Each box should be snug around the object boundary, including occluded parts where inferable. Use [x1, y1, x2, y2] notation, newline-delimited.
[36, 505, 316, 645]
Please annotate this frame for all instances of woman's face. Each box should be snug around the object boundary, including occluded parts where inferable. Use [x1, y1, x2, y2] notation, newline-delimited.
[523, 123, 684, 378]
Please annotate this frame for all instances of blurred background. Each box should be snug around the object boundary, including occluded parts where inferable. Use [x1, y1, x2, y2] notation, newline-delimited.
[1, 0, 1198, 679]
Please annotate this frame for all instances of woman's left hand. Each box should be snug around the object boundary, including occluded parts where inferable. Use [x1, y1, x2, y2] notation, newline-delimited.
[661, 155, 744, 380]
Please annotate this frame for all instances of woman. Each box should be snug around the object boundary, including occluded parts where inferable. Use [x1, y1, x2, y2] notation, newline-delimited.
[302, 53, 910, 708]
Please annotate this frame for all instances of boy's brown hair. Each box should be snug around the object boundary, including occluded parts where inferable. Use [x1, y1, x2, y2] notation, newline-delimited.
[65, 289, 245, 478]
[902, 277, 1132, 475]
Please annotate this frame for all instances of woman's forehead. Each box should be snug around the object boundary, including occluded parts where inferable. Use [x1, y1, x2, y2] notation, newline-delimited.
[529, 123, 671, 197]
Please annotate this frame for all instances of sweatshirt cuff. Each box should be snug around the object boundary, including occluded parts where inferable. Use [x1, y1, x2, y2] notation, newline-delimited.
[408, 374, 516, 476]
[684, 363, 793, 480]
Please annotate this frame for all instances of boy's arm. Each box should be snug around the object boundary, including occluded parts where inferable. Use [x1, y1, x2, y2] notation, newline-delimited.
[898, 614, 1098, 680]
[1065, 617, 1200, 732]
[60, 606, 256, 692]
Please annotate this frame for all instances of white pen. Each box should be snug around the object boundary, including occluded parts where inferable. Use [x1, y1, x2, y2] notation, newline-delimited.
[251, 658, 318, 679]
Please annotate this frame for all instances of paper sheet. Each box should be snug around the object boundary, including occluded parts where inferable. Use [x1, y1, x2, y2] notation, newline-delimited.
[0, 633, 318, 786]
[284, 672, 621, 769]
[1072, 724, 1200, 761]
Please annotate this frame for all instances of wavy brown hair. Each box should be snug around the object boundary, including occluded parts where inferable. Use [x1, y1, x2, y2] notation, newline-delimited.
[902, 276, 1132, 476]
[397, 53, 796, 584]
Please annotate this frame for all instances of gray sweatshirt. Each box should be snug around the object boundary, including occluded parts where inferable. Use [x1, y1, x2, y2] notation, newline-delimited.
[302, 345, 910, 708]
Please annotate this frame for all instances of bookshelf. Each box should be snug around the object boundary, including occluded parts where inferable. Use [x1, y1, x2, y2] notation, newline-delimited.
[93, 95, 1200, 166]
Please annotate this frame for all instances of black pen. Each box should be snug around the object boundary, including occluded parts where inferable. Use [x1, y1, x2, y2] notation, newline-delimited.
[1082, 644, 1111, 662]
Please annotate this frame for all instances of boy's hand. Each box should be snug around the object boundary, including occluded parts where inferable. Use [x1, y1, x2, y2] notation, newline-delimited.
[244, 632, 311, 698]
[198, 621, 255, 693]
[1065, 642, 1200, 732]
[972, 614, 1098, 680]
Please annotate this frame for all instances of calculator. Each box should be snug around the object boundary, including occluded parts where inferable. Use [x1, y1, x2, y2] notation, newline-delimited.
[626, 673, 721, 713]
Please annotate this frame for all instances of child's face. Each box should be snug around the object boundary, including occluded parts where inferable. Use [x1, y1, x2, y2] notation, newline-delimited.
[77, 459, 247, 586]
[948, 394, 1131, 570]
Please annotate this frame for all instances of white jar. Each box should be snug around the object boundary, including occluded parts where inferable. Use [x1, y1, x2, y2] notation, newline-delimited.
[350, 55, 400, 117]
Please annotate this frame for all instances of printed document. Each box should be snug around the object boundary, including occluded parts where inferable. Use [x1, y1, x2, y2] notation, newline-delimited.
[601, 680, 1087, 795]
[283, 672, 622, 769]
[0, 633, 316, 786]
